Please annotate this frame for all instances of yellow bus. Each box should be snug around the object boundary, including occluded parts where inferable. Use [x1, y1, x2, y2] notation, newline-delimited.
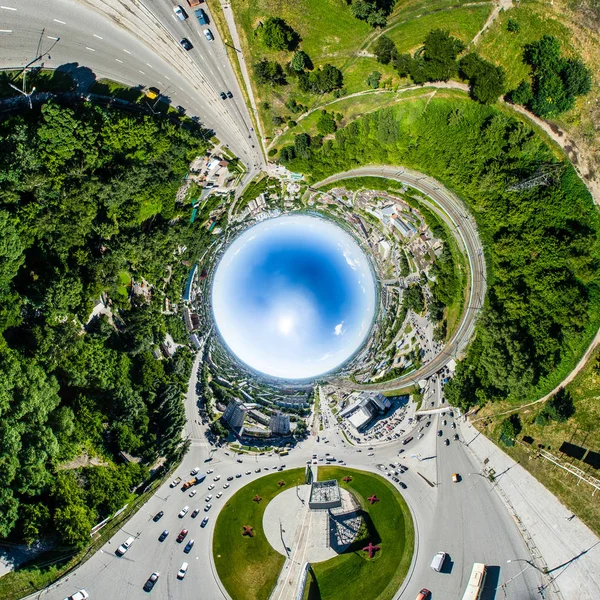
[279, 450, 289, 457]
[461, 563, 486, 600]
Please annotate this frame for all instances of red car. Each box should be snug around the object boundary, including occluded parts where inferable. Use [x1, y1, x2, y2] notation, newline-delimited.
[176, 529, 188, 543]
[416, 589, 431, 600]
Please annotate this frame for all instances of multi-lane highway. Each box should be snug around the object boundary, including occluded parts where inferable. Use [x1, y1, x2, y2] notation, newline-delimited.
[0, 0, 264, 178]
[36, 355, 542, 600]
[314, 166, 487, 393]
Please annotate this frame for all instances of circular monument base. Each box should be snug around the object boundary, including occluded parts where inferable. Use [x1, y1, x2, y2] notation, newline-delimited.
[262, 484, 362, 563]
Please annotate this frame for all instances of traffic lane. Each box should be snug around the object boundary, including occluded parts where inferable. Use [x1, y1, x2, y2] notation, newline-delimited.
[0, 8, 254, 162]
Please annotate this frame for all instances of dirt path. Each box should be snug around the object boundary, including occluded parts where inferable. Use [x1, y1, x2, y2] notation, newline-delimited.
[471, 0, 513, 46]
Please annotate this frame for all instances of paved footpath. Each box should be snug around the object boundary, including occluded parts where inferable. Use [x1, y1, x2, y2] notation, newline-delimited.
[460, 419, 600, 600]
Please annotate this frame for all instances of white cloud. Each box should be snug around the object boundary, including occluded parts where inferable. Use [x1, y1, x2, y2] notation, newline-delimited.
[334, 322, 345, 336]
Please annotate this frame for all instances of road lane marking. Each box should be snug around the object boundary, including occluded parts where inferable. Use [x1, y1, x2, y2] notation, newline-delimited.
[139, 70, 145, 75]
[115, 58, 123, 63]
[123, 49, 130, 54]
[0, 5, 17, 10]
[93, 34, 103, 39]
[0, 29, 12, 32]
[146, 63, 153, 68]
[164, 75, 170, 80]
[53, 18, 66, 24]
[47, 36, 59, 40]
[85, 46, 95, 51]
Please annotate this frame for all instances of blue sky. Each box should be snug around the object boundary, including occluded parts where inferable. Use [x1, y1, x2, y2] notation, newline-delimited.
[211, 215, 376, 379]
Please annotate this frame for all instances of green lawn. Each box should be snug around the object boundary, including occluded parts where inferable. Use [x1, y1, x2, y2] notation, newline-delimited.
[213, 468, 306, 600]
[476, 2, 575, 89]
[383, 4, 493, 55]
[477, 345, 600, 536]
[306, 467, 414, 600]
[0, 69, 74, 98]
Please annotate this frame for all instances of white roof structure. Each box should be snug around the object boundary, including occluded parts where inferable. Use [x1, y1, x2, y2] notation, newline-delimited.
[348, 406, 372, 429]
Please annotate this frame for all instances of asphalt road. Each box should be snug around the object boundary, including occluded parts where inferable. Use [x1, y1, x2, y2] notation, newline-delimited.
[313, 166, 487, 392]
[36, 357, 542, 600]
[0, 0, 264, 178]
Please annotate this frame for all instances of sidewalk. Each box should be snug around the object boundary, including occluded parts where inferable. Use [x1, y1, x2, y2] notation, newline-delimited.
[460, 419, 600, 600]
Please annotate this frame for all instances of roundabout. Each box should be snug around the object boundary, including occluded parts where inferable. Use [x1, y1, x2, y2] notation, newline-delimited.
[213, 467, 414, 600]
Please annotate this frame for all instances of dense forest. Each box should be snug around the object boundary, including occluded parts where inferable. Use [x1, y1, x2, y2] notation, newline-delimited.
[279, 97, 600, 410]
[0, 101, 212, 547]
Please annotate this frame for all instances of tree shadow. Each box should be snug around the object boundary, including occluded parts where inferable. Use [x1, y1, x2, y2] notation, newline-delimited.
[54, 62, 97, 92]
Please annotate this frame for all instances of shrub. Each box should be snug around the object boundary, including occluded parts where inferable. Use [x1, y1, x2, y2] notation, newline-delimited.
[258, 17, 299, 51]
[253, 59, 287, 85]
[367, 71, 382, 89]
[290, 50, 313, 72]
[507, 19, 520, 32]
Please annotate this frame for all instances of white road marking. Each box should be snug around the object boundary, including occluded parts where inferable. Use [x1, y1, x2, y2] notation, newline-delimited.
[85, 46, 95, 51]
[93, 34, 103, 39]
[47, 36, 59, 40]
[123, 49, 130, 54]
[0, 29, 12, 32]
[115, 58, 123, 63]
[164, 76, 170, 80]
[146, 63, 153, 68]
[139, 70, 145, 75]
[53, 18, 66, 24]
[0, 5, 17, 10]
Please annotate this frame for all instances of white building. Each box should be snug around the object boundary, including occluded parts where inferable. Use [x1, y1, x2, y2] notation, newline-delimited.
[269, 413, 291, 435]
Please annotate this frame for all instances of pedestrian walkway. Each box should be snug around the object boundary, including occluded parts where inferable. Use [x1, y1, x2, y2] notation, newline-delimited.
[460, 420, 600, 600]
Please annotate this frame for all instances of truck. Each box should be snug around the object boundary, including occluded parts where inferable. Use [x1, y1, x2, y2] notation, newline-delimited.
[182, 473, 206, 490]
[186, 0, 203, 7]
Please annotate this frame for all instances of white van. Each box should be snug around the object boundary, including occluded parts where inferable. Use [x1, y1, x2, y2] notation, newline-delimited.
[177, 562, 189, 579]
[116, 536, 135, 556]
[430, 551, 446, 572]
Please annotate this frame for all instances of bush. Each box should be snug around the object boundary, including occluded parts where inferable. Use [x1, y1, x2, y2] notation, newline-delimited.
[268, 148, 278, 157]
[298, 64, 343, 94]
[373, 35, 397, 64]
[258, 17, 299, 51]
[505, 80, 533, 105]
[507, 19, 520, 32]
[393, 53, 413, 77]
[367, 71, 382, 89]
[272, 115, 285, 126]
[499, 414, 522, 445]
[540, 388, 575, 423]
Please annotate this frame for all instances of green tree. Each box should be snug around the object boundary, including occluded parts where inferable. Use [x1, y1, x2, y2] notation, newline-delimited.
[53, 503, 93, 548]
[421, 29, 465, 81]
[561, 58, 592, 96]
[543, 387, 575, 423]
[506, 80, 534, 105]
[393, 53, 413, 77]
[258, 17, 299, 51]
[20, 503, 51, 547]
[506, 18, 520, 32]
[253, 59, 287, 85]
[290, 50, 312, 72]
[373, 36, 397, 64]
[316, 111, 337, 135]
[404, 284, 425, 313]
[367, 71, 382, 89]
[499, 414, 522, 446]
[459, 53, 506, 104]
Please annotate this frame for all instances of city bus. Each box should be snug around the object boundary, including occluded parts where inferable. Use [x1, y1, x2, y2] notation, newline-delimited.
[279, 450, 289, 457]
[461, 563, 487, 600]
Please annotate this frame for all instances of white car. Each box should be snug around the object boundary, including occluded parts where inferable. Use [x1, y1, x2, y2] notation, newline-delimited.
[178, 506, 189, 518]
[64, 591, 89, 600]
[223, 483, 230, 489]
[204, 28, 214, 41]
[190, 467, 200, 475]
[368, 453, 374, 456]
[208, 484, 215, 490]
[177, 562, 189, 580]
[245, 470, 251, 475]
[189, 489, 197, 498]
[216, 492, 223, 499]
[207, 468, 214, 474]
[173, 5, 187, 20]
[213, 475, 221, 481]
[418, 433, 424, 439]
[204, 503, 212, 512]
[205, 494, 213, 502]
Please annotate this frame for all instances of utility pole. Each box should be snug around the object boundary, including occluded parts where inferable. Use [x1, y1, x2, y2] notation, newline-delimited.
[9, 69, 36, 110]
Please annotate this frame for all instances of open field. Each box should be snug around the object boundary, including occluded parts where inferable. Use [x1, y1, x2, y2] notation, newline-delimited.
[306, 467, 414, 600]
[213, 468, 305, 600]
[475, 346, 600, 536]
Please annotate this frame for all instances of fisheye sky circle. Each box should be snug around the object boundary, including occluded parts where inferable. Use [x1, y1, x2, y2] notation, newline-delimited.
[211, 215, 376, 379]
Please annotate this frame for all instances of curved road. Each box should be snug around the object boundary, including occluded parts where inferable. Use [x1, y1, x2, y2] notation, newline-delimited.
[313, 166, 487, 392]
[0, 0, 264, 175]
[34, 356, 541, 600]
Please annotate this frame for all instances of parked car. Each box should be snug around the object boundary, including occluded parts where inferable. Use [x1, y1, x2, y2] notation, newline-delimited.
[158, 530, 169, 542]
[454, 434, 460, 441]
[191, 508, 200, 518]
[399, 481, 407, 489]
[201, 516, 209, 527]
[216, 491, 223, 498]
[189, 489, 197, 497]
[170, 477, 181, 488]
[236, 473, 242, 478]
[227, 476, 234, 481]
[191, 467, 200, 475]
[208, 484, 215, 490]
[204, 503, 212, 512]
[437, 430, 443, 437]
[452, 473, 460, 483]
[415, 588, 431, 600]
[444, 439, 450, 446]
[153, 511, 164, 522]
[206, 468, 214, 474]
[178, 506, 189, 518]
[205, 494, 213, 502]
[184, 539, 195, 553]
[143, 572, 160, 592]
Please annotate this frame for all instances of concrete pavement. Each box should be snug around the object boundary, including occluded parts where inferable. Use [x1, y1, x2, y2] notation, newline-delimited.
[461, 419, 600, 600]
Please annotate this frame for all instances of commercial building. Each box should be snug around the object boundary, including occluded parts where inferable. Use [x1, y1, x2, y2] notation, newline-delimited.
[269, 413, 291, 435]
[340, 392, 392, 432]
